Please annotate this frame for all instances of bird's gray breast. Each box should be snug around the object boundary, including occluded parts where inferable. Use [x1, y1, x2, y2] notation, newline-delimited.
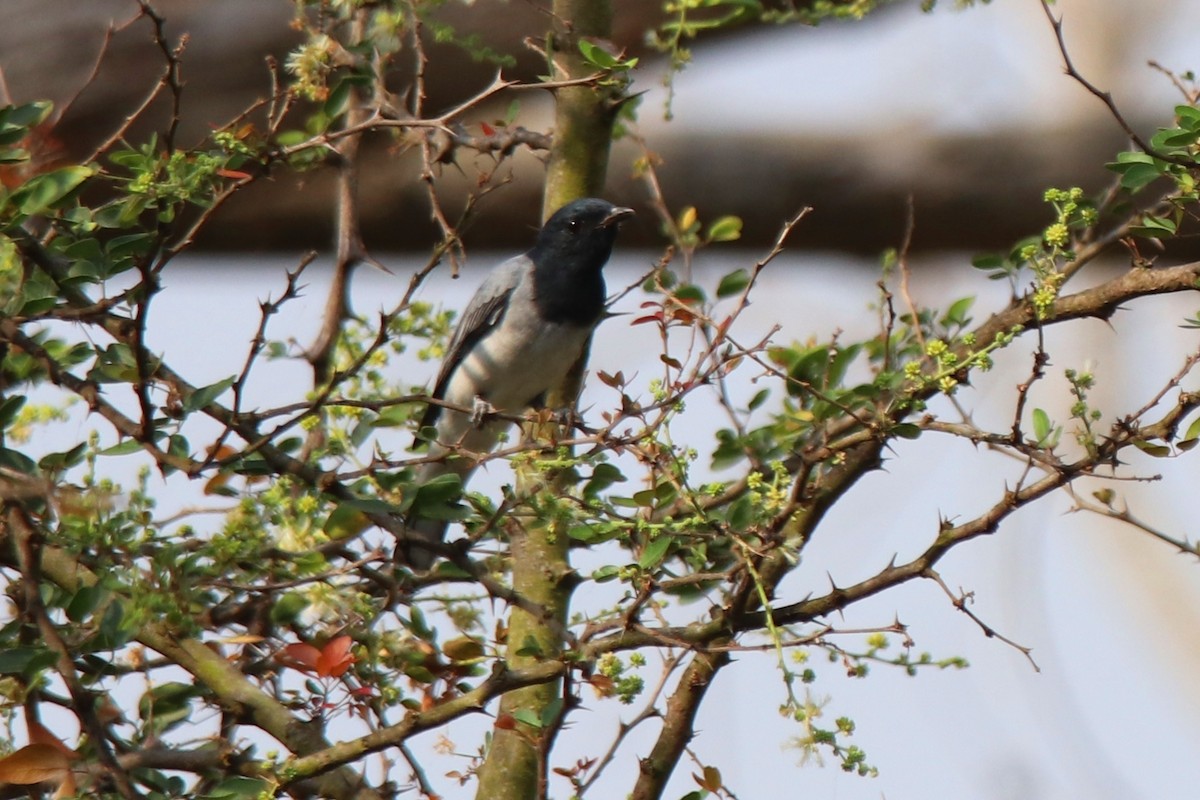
[440, 279, 593, 414]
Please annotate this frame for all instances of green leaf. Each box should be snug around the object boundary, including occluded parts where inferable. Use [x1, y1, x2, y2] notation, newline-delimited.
[411, 473, 468, 521]
[139, 681, 199, 734]
[577, 39, 617, 69]
[1108, 161, 1163, 192]
[408, 605, 433, 639]
[567, 524, 601, 543]
[0, 100, 53, 130]
[1132, 439, 1171, 457]
[631, 488, 658, 507]
[185, 376, 236, 413]
[370, 404, 412, 428]
[512, 708, 544, 729]
[514, 634, 543, 659]
[711, 428, 747, 471]
[323, 78, 354, 119]
[707, 215, 743, 243]
[88, 342, 141, 383]
[0, 395, 26, 429]
[1032, 408, 1051, 443]
[66, 584, 107, 623]
[270, 592, 310, 626]
[0, 447, 37, 474]
[638, 534, 673, 569]
[727, 495, 754, 530]
[1178, 414, 1200, 451]
[942, 296, 975, 327]
[0, 646, 56, 676]
[1154, 127, 1200, 149]
[673, 283, 707, 304]
[200, 777, 274, 800]
[100, 439, 144, 456]
[1130, 213, 1177, 237]
[106, 232, 155, 259]
[1176, 104, 1200, 129]
[540, 697, 564, 728]
[38, 442, 87, 472]
[583, 462, 625, 499]
[891, 423, 921, 440]
[591, 564, 621, 582]
[969, 255, 1008, 273]
[96, 599, 133, 649]
[16, 165, 94, 216]
[716, 267, 751, 298]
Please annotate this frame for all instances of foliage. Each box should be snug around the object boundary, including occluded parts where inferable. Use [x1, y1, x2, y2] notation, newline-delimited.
[0, 1, 1198, 799]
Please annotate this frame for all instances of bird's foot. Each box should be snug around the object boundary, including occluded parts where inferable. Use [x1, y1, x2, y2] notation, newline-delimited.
[550, 407, 579, 430]
[470, 396, 496, 426]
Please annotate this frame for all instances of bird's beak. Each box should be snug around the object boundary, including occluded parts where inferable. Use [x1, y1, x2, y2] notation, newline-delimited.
[600, 206, 635, 228]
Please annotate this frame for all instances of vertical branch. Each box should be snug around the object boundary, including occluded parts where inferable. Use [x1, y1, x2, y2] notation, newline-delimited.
[8, 505, 142, 800]
[629, 650, 728, 800]
[541, 1, 621, 219]
[475, 2, 624, 799]
[307, 10, 373, 389]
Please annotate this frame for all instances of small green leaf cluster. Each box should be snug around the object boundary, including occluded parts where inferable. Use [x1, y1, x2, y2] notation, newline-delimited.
[596, 652, 646, 704]
[1106, 105, 1200, 238]
[1064, 367, 1103, 455]
[971, 186, 1096, 317]
[429, 20, 517, 69]
[783, 689, 878, 777]
[0, 100, 53, 165]
[901, 327, 1011, 397]
[1028, 368, 1107, 455]
[667, 205, 744, 250]
[577, 39, 639, 90]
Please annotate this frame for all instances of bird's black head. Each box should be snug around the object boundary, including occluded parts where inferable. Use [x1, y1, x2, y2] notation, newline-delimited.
[528, 198, 634, 325]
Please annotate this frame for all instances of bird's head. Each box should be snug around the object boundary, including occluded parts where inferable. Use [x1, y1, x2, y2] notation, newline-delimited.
[530, 198, 635, 275]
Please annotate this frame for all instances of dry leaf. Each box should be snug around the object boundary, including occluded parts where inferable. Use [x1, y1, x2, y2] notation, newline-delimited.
[0, 743, 71, 785]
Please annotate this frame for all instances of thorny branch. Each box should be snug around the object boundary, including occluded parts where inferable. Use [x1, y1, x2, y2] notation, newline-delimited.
[6, 3, 1200, 798]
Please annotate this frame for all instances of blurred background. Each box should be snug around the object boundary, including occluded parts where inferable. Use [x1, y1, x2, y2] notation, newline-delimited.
[6, 0, 1200, 256]
[5, 1, 1200, 798]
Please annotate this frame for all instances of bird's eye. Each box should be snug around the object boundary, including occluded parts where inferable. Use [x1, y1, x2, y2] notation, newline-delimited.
[566, 219, 582, 233]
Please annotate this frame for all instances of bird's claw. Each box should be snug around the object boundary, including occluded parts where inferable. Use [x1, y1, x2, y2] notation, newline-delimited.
[550, 407, 577, 430]
[470, 396, 495, 426]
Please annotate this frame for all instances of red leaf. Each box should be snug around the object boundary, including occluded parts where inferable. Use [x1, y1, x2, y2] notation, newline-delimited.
[316, 635, 355, 678]
[597, 370, 624, 388]
[480, 121, 495, 136]
[279, 642, 322, 673]
[495, 713, 517, 730]
[217, 168, 251, 180]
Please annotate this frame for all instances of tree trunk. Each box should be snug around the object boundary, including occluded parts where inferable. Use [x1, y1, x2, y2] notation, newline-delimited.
[473, 2, 623, 798]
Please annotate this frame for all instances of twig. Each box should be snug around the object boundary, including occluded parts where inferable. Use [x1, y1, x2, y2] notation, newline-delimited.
[924, 568, 1040, 672]
[1039, 0, 1194, 168]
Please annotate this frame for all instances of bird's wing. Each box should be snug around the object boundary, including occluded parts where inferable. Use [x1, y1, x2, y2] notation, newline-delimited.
[418, 255, 527, 429]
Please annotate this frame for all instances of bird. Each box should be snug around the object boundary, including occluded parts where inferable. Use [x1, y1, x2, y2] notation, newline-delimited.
[404, 197, 634, 568]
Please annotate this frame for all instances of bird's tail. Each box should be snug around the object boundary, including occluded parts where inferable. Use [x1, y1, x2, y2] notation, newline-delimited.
[402, 515, 446, 571]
